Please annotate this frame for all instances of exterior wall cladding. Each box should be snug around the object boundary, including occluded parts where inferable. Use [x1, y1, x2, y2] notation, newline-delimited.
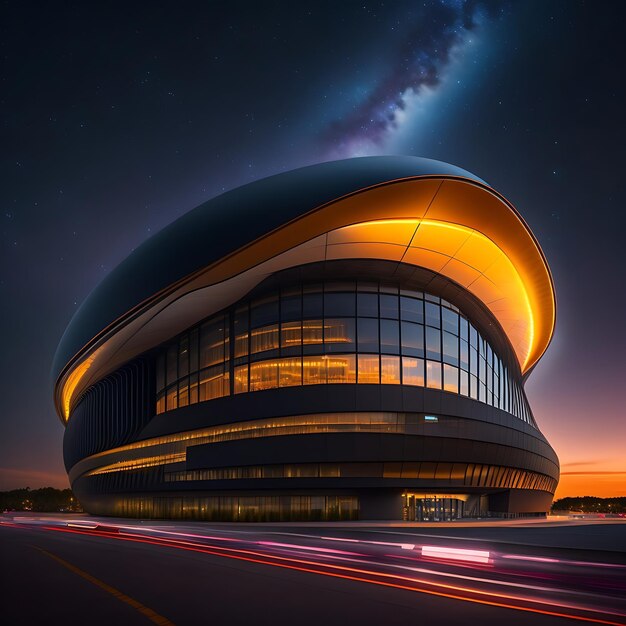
[54, 156, 560, 521]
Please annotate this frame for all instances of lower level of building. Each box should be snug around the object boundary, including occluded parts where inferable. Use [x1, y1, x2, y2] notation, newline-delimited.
[79, 487, 554, 522]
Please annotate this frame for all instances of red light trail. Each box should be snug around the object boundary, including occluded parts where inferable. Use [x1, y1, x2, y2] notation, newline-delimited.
[2, 520, 623, 626]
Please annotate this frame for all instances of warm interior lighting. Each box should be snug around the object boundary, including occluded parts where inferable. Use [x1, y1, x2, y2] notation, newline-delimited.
[402, 492, 471, 500]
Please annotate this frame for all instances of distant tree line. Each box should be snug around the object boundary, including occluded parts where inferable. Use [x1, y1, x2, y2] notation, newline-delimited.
[552, 496, 626, 513]
[0, 487, 82, 512]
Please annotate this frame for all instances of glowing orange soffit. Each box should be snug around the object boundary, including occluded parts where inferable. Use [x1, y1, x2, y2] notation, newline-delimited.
[61, 348, 101, 421]
[330, 218, 536, 369]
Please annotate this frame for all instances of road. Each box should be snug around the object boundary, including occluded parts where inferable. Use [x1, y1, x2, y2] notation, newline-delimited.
[1, 515, 625, 626]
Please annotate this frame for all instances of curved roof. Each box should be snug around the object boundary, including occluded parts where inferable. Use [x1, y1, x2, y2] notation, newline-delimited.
[53, 156, 482, 381]
[53, 156, 555, 422]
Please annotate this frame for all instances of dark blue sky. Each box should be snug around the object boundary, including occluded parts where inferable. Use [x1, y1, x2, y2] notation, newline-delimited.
[1, 0, 625, 495]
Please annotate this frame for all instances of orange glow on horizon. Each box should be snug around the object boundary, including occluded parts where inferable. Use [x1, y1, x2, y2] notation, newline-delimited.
[554, 472, 626, 500]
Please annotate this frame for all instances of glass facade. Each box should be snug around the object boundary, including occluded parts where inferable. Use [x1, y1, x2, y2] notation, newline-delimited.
[109, 495, 359, 522]
[403, 495, 466, 522]
[155, 281, 534, 426]
[156, 314, 230, 415]
[163, 462, 556, 493]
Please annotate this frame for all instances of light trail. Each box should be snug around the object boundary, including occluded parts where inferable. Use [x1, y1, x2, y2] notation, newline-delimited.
[500, 554, 626, 569]
[7, 522, 622, 626]
[257, 541, 364, 556]
[321, 535, 416, 550]
[421, 545, 491, 564]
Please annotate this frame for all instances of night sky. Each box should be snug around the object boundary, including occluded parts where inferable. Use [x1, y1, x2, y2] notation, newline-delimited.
[2, 1, 625, 498]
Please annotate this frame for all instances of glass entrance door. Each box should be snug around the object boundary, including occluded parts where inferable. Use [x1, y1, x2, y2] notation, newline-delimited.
[402, 494, 464, 521]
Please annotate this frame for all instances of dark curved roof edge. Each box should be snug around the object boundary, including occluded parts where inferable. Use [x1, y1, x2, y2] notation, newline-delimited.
[52, 156, 486, 383]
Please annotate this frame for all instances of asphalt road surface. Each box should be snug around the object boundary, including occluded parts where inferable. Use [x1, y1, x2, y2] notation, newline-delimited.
[2, 515, 625, 626]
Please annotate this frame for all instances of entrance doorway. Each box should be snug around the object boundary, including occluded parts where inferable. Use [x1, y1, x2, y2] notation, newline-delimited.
[402, 493, 467, 521]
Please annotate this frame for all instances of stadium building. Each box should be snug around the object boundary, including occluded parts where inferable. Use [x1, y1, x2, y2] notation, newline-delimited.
[53, 156, 559, 521]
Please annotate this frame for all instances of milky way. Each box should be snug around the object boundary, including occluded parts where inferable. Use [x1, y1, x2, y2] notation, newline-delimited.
[322, 0, 507, 157]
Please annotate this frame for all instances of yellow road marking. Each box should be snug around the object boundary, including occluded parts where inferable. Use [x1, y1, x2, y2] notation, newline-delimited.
[32, 545, 175, 625]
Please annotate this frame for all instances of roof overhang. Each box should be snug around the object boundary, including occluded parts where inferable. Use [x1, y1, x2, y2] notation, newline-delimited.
[54, 174, 555, 423]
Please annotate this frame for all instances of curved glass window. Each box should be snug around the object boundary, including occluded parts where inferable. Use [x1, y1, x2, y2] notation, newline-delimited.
[155, 282, 535, 426]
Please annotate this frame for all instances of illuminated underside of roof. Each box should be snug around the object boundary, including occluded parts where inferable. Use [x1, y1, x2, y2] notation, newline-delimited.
[54, 158, 555, 423]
